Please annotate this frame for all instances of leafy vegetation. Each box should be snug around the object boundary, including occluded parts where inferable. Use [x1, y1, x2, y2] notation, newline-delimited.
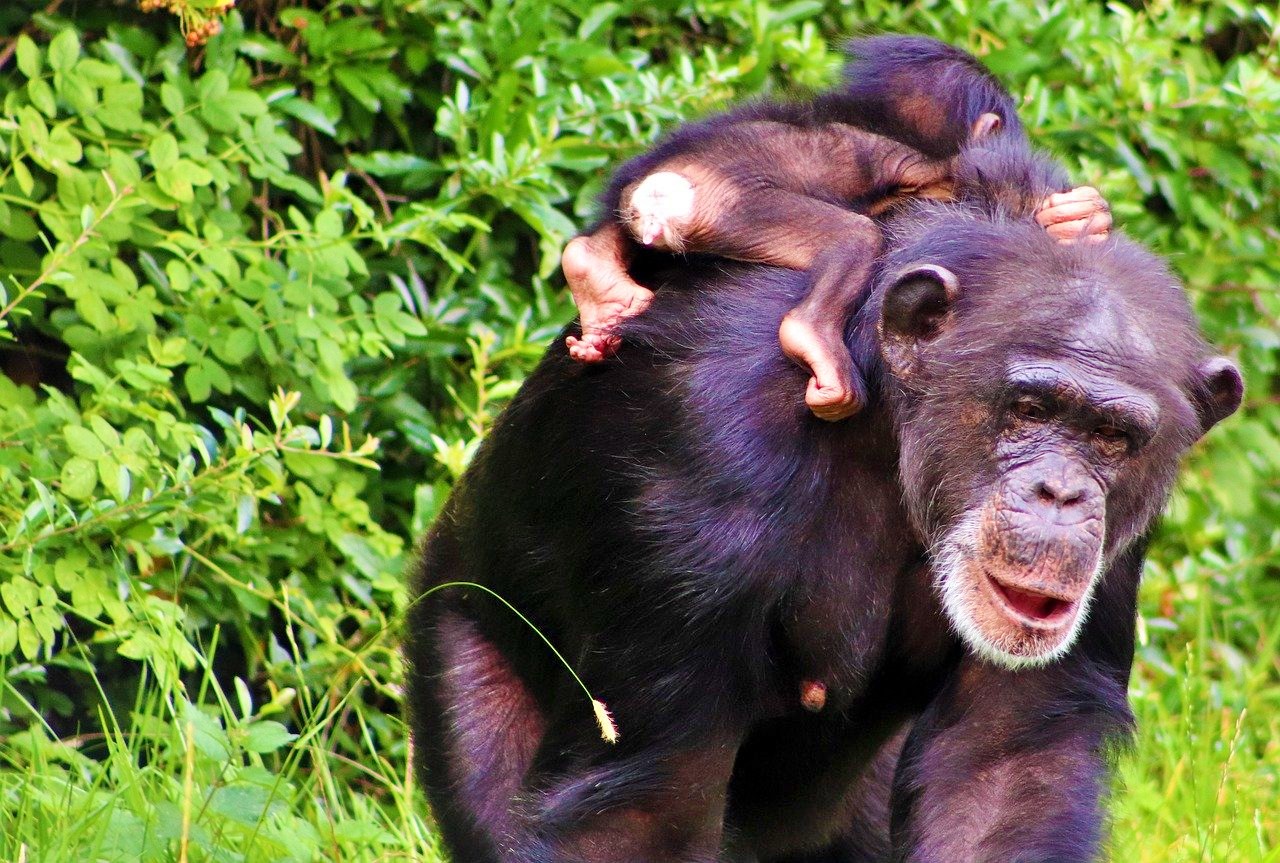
[0, 0, 1274, 860]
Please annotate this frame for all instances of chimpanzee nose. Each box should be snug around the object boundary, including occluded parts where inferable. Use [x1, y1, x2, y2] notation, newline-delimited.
[1034, 476, 1087, 509]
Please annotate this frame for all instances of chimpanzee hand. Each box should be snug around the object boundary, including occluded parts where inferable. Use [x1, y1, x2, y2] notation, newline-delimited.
[562, 226, 654, 362]
[1036, 186, 1112, 243]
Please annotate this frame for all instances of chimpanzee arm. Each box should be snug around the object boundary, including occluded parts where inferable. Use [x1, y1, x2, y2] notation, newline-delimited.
[888, 543, 1144, 863]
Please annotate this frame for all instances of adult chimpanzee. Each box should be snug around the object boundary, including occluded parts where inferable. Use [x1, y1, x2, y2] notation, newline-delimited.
[404, 78, 1242, 863]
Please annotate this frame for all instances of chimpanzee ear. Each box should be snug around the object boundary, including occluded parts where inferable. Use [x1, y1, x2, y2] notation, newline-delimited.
[879, 264, 960, 376]
[1190, 356, 1243, 433]
[971, 112, 1002, 141]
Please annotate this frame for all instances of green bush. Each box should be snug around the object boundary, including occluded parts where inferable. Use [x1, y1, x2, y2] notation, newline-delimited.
[0, 1, 1275, 860]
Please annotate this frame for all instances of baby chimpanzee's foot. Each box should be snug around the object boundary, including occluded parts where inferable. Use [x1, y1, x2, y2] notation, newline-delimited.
[800, 680, 827, 713]
[779, 312, 864, 421]
[562, 228, 654, 362]
[623, 171, 696, 249]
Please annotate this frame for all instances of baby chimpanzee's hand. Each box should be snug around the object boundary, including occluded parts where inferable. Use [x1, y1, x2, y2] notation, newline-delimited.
[779, 311, 864, 421]
[1036, 186, 1112, 243]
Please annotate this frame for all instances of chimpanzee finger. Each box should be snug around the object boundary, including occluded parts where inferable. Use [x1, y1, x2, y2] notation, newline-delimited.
[1036, 199, 1109, 226]
[1046, 215, 1112, 243]
[1041, 186, 1106, 210]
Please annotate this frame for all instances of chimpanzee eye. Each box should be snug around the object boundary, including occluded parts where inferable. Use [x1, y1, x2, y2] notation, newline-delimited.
[1012, 399, 1049, 422]
[1092, 425, 1130, 450]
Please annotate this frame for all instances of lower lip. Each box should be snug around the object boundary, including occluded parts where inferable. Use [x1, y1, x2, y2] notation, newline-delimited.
[985, 573, 1079, 629]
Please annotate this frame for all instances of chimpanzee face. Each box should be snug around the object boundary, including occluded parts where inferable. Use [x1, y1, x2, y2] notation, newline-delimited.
[875, 232, 1242, 667]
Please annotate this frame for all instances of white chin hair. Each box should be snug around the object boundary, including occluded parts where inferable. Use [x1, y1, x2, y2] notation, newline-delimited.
[933, 511, 1102, 670]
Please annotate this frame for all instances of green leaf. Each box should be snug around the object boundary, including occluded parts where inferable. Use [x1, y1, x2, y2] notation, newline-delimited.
[12, 161, 34, 196]
[53, 553, 87, 592]
[16, 620, 39, 659]
[28, 78, 56, 117]
[208, 785, 273, 826]
[46, 125, 83, 165]
[60, 456, 98, 500]
[333, 67, 380, 112]
[175, 159, 214, 186]
[17, 105, 49, 151]
[200, 100, 239, 132]
[99, 83, 144, 131]
[244, 720, 297, 753]
[15, 35, 41, 79]
[48, 29, 80, 73]
[0, 617, 16, 655]
[117, 631, 159, 660]
[578, 3, 620, 39]
[160, 82, 185, 115]
[184, 363, 212, 402]
[149, 133, 180, 171]
[156, 166, 194, 202]
[1, 577, 38, 616]
[216, 328, 257, 364]
[70, 575, 104, 620]
[64, 425, 106, 458]
[0, 204, 39, 241]
[197, 69, 229, 103]
[182, 700, 231, 761]
[276, 97, 337, 136]
[314, 210, 343, 239]
[89, 415, 121, 448]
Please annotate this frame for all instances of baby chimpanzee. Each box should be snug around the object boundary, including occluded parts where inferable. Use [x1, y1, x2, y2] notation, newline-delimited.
[563, 35, 1110, 421]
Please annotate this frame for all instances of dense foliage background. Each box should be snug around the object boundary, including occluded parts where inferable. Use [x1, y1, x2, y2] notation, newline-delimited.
[0, 0, 1275, 860]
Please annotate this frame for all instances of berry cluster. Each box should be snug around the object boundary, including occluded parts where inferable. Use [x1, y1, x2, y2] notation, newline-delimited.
[137, 0, 235, 47]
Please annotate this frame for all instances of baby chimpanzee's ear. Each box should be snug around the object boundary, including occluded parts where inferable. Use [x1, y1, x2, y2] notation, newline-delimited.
[971, 112, 1003, 141]
[878, 263, 960, 377]
[1190, 356, 1243, 435]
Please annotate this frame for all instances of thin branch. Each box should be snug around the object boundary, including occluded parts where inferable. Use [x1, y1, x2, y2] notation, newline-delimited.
[0, 0, 66, 72]
[0, 177, 134, 328]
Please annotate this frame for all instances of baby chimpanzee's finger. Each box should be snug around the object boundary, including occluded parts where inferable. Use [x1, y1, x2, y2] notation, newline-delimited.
[1037, 186, 1111, 244]
[1037, 199, 1105, 226]
[1037, 187, 1107, 223]
[1040, 186, 1107, 211]
[1044, 214, 1113, 244]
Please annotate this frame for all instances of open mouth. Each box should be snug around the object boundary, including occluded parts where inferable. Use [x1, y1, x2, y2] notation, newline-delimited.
[985, 573, 1078, 629]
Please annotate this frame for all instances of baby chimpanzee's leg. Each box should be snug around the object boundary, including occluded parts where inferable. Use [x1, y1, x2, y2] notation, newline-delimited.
[618, 168, 886, 419]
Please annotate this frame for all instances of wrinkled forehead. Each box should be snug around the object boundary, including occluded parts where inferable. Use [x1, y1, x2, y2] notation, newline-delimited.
[1060, 287, 1157, 358]
[950, 258, 1199, 410]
